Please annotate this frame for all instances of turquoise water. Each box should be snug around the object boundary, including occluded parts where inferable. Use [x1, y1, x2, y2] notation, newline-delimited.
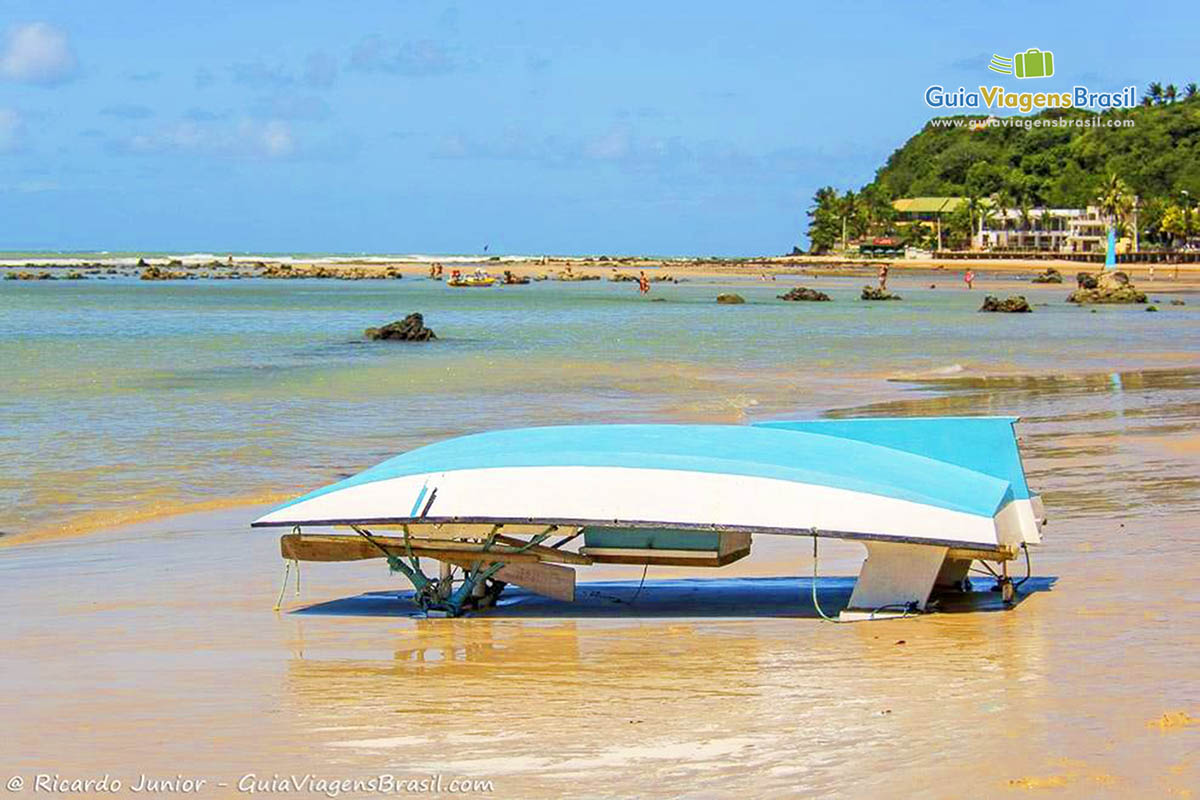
[1, 274, 1196, 535]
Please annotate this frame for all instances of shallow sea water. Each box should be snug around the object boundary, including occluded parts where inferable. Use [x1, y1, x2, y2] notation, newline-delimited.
[1, 275, 1198, 797]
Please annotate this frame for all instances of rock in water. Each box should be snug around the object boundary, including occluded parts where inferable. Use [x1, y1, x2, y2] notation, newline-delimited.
[1067, 271, 1147, 304]
[365, 313, 437, 341]
[716, 293, 745, 304]
[979, 295, 1032, 313]
[1075, 272, 1099, 289]
[861, 286, 901, 301]
[1031, 267, 1063, 284]
[778, 286, 831, 302]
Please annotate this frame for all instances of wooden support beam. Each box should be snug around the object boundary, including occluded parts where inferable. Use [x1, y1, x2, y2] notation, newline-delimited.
[493, 534, 592, 565]
[280, 534, 540, 564]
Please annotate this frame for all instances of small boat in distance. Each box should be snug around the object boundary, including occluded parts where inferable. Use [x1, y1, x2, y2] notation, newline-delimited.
[447, 268, 496, 287]
[253, 419, 1045, 620]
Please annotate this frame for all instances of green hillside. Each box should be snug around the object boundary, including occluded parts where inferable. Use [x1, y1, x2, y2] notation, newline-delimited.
[806, 88, 1200, 252]
[869, 101, 1200, 206]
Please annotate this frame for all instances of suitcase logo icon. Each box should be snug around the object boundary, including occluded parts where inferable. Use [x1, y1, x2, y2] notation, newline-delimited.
[988, 49, 1054, 79]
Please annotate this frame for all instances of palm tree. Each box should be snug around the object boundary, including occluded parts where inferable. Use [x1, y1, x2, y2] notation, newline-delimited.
[964, 193, 984, 250]
[1140, 95, 1154, 108]
[1097, 174, 1132, 246]
[1165, 84, 1178, 103]
[1186, 82, 1198, 101]
[839, 190, 860, 251]
[977, 204, 997, 249]
[1148, 82, 1164, 104]
[993, 190, 1014, 248]
[807, 186, 841, 253]
[1018, 200, 1034, 249]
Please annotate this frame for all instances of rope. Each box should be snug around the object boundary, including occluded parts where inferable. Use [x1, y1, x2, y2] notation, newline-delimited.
[628, 564, 649, 605]
[273, 560, 291, 611]
[810, 532, 844, 623]
[1014, 543, 1033, 589]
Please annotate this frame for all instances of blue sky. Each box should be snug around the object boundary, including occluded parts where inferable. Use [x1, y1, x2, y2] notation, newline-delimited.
[0, 0, 1192, 255]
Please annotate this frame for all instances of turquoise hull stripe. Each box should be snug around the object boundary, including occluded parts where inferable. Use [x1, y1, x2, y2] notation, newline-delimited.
[267, 423, 1017, 519]
[753, 417, 1032, 499]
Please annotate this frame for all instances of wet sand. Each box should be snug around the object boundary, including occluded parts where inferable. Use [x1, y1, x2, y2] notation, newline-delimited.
[3, 370, 1198, 798]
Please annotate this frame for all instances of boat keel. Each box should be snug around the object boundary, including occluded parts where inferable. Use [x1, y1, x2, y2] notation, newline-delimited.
[840, 541, 948, 621]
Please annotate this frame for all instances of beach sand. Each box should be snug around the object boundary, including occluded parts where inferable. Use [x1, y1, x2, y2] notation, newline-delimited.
[4, 252, 1200, 291]
[3, 370, 1198, 798]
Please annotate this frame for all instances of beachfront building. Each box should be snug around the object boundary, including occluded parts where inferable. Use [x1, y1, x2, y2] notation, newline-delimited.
[891, 197, 964, 250]
[1064, 207, 1111, 253]
[977, 208, 1076, 252]
[893, 197, 1115, 253]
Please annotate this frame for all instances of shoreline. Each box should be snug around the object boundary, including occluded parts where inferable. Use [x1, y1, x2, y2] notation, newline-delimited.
[4, 253, 1200, 289]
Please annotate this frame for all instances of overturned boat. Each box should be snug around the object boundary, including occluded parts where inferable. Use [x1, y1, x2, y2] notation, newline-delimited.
[252, 418, 1044, 620]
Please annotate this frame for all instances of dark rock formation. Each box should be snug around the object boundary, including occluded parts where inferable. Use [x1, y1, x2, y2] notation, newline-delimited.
[1145, 305, 1159, 312]
[716, 293, 745, 304]
[979, 295, 1032, 313]
[1075, 272, 1099, 289]
[1067, 272, 1147, 304]
[777, 286, 831, 302]
[861, 286, 901, 300]
[365, 313, 437, 341]
[140, 265, 187, 280]
[1031, 267, 1063, 284]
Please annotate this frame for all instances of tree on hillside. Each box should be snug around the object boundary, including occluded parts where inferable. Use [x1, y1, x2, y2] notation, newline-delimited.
[944, 204, 974, 250]
[1186, 82, 1198, 100]
[1160, 205, 1195, 246]
[858, 185, 896, 235]
[1165, 84, 1178, 103]
[1148, 82, 1164, 104]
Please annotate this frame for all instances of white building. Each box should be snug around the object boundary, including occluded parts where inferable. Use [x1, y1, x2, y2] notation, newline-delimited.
[977, 206, 1111, 253]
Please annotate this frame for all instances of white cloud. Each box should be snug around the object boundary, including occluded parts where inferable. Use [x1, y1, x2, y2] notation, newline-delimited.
[0, 22, 77, 85]
[117, 118, 296, 159]
[0, 108, 23, 151]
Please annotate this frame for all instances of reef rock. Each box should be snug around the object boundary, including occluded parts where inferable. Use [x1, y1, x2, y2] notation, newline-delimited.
[1031, 267, 1063, 284]
[777, 286, 831, 302]
[1067, 271, 1147, 304]
[861, 286, 901, 301]
[140, 265, 187, 280]
[365, 313, 437, 341]
[716, 293, 745, 304]
[979, 295, 1032, 313]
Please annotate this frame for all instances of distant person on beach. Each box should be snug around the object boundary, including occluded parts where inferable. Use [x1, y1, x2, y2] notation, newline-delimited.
[964, 269, 975, 290]
[638, 271, 650, 295]
[878, 264, 889, 289]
